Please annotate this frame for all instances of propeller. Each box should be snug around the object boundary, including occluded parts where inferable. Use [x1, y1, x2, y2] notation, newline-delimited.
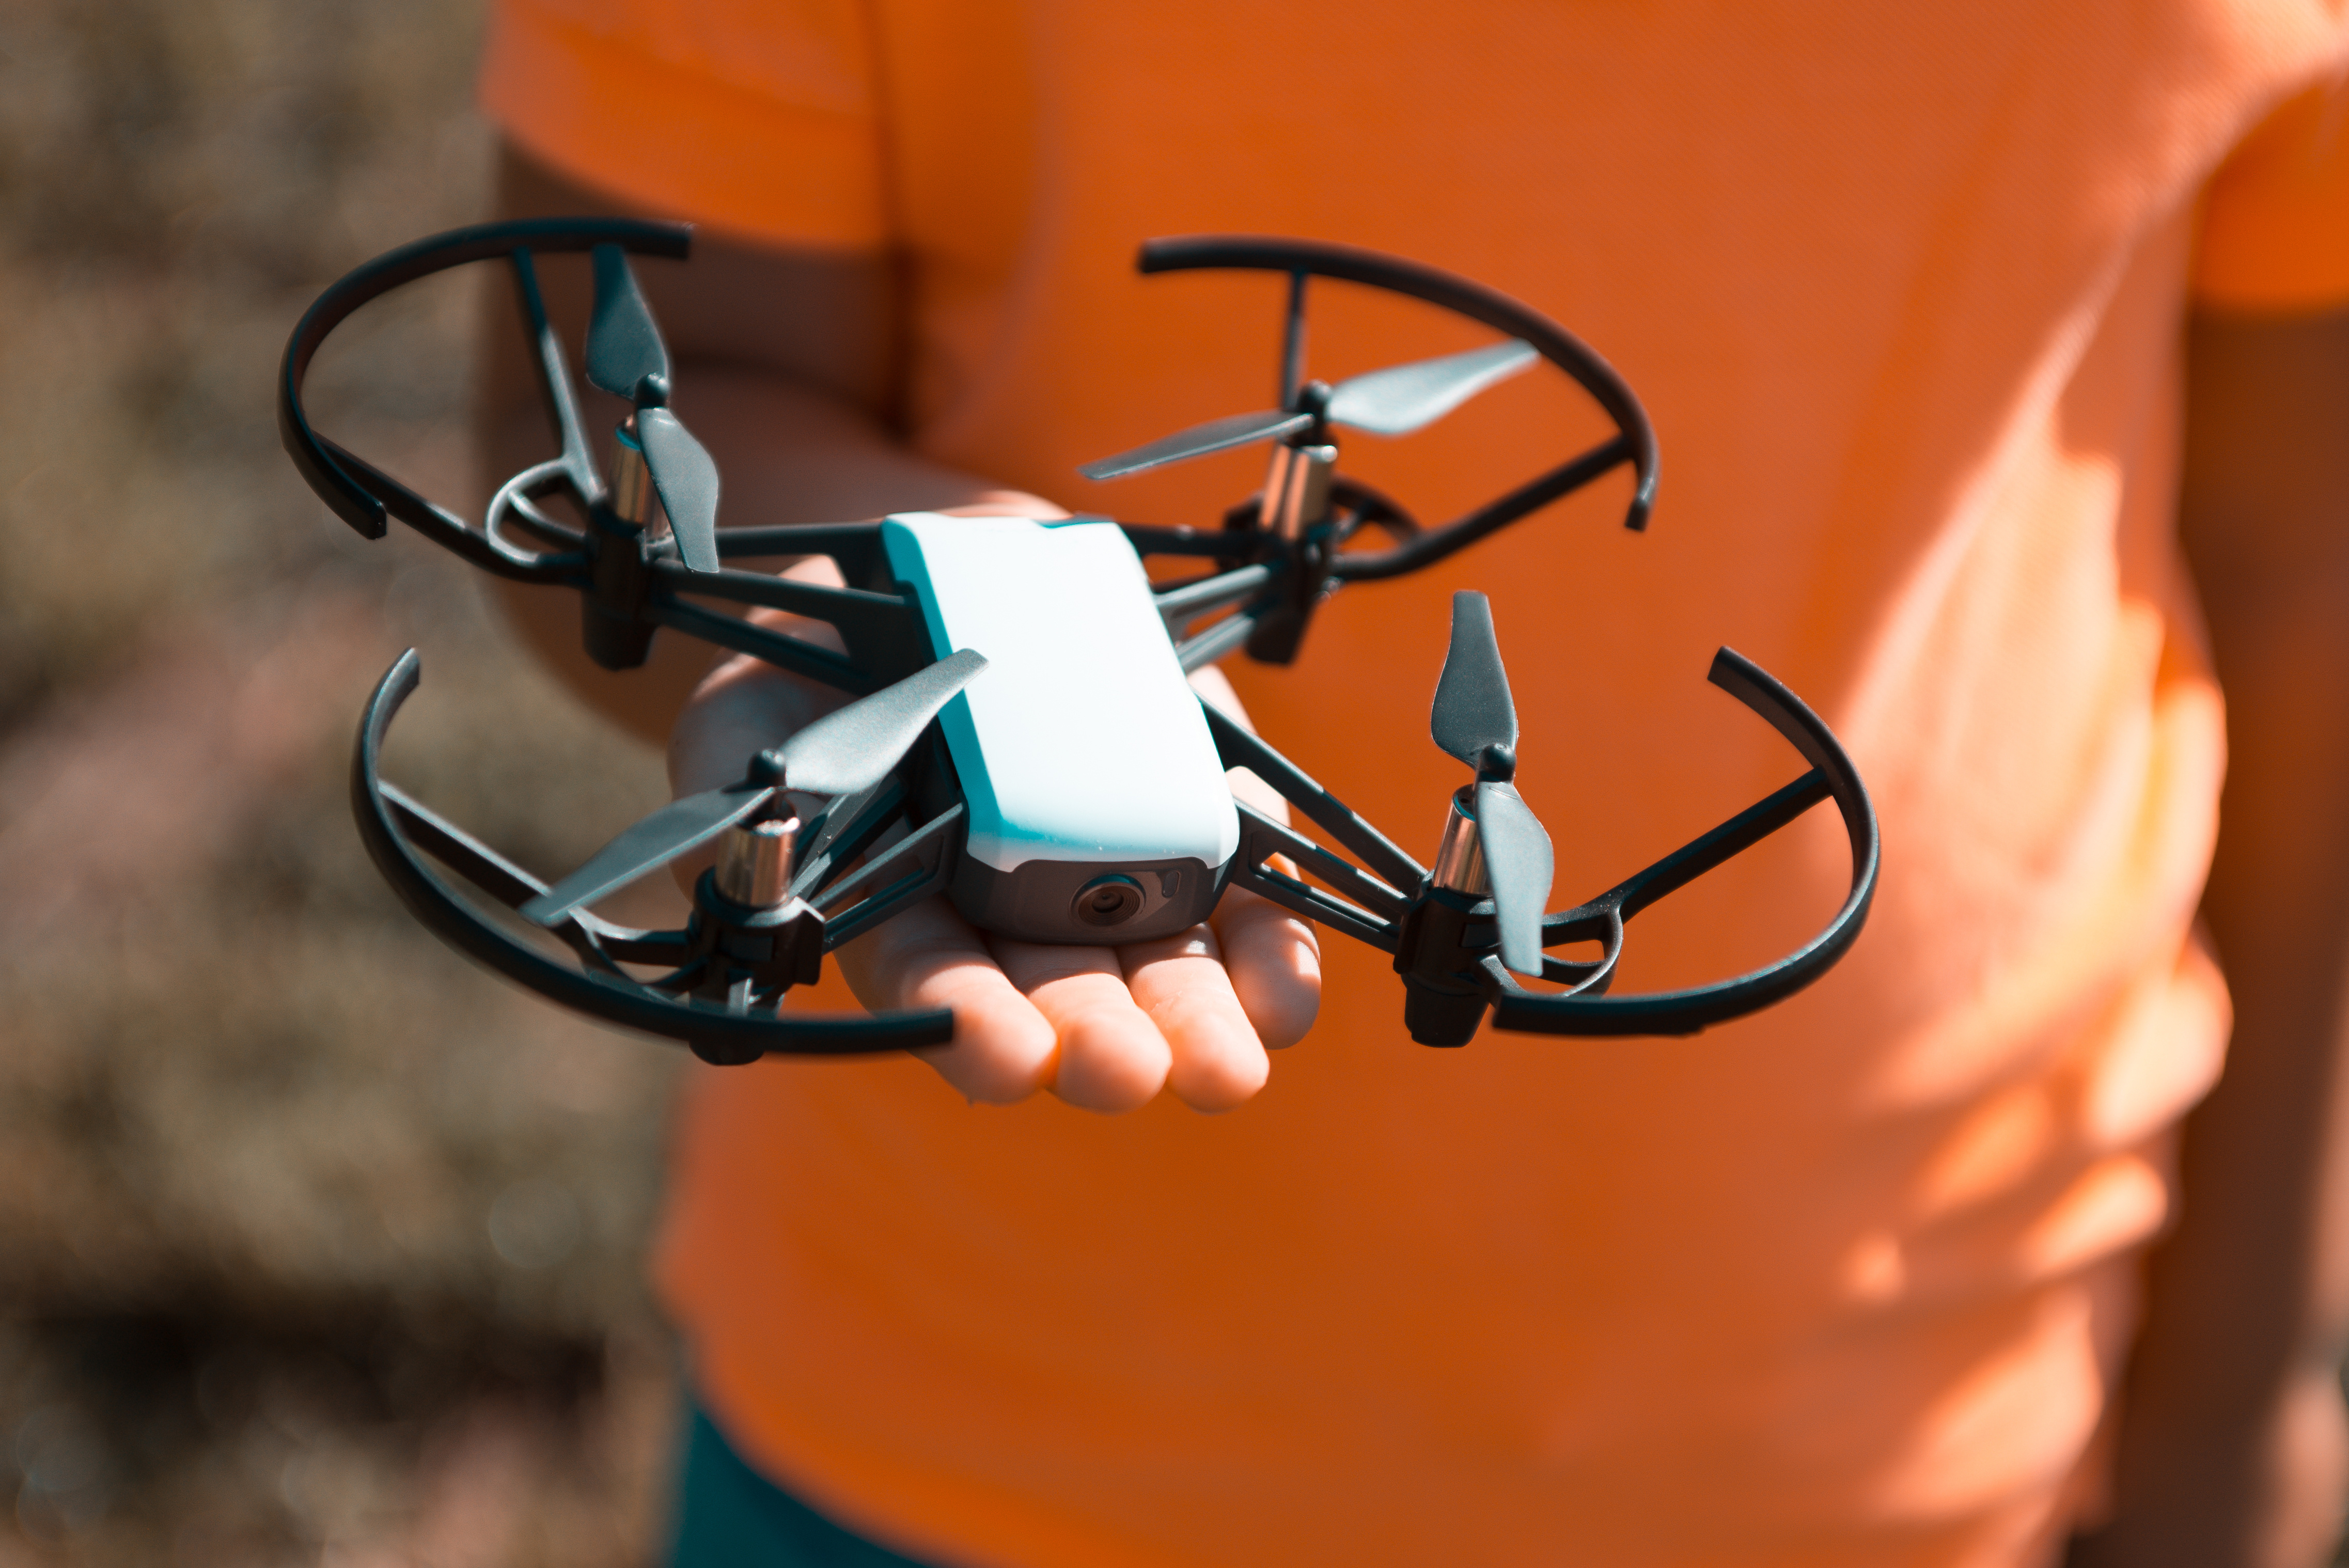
[586, 244, 721, 573]
[1079, 339, 1537, 481]
[520, 649, 989, 925]
[1430, 592, 1554, 977]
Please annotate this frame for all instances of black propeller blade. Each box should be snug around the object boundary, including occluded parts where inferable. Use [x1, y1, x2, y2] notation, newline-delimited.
[1077, 339, 1537, 481]
[1430, 591, 1553, 977]
[586, 244, 721, 573]
[521, 649, 988, 925]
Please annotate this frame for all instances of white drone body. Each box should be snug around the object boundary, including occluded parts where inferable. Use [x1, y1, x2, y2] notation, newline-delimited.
[881, 513, 1240, 943]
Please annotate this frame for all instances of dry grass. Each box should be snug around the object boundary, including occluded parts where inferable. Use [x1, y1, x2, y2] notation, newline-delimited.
[0, 2, 690, 1561]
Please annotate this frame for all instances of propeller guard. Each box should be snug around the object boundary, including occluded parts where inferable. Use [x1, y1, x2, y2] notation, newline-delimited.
[353, 650, 957, 1061]
[1479, 648, 1877, 1037]
[281, 217, 946, 687]
[1212, 647, 1878, 1044]
[1136, 236, 1657, 546]
[279, 216, 691, 560]
[1107, 236, 1663, 672]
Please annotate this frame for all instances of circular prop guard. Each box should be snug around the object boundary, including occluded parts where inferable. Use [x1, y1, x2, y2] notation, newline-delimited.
[1478, 647, 1878, 1036]
[352, 650, 953, 1058]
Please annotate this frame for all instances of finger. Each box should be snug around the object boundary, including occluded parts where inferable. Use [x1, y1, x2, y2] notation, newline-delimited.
[1210, 884, 1321, 1050]
[989, 938, 1172, 1113]
[835, 895, 1057, 1104]
[1118, 924, 1269, 1112]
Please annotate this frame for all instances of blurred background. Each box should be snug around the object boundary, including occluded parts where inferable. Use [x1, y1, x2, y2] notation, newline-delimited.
[0, 0, 691, 1561]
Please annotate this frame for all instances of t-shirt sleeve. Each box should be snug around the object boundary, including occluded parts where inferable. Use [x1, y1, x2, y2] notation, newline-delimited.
[477, 0, 889, 249]
[2192, 71, 2349, 313]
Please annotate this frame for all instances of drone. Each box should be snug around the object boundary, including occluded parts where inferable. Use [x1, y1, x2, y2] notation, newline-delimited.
[279, 220, 1877, 1063]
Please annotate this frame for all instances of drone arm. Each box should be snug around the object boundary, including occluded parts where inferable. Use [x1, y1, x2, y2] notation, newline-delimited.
[1229, 806, 1403, 951]
[1118, 524, 1249, 560]
[1155, 563, 1278, 633]
[782, 775, 931, 914]
[1199, 700, 1427, 890]
[648, 559, 930, 677]
[1176, 610, 1267, 671]
[812, 804, 967, 946]
[789, 777, 903, 888]
[714, 522, 896, 585]
[1232, 804, 1411, 921]
[645, 597, 877, 695]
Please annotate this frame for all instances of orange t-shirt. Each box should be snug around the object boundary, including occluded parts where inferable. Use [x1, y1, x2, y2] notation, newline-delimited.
[483, 7, 2349, 1566]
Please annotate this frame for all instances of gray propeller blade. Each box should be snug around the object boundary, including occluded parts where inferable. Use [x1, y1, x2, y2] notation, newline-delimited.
[1428, 592, 1552, 973]
[1476, 780, 1554, 977]
[1077, 339, 1532, 482]
[1430, 591, 1517, 768]
[1078, 409, 1313, 481]
[1325, 339, 1538, 437]
[586, 244, 669, 402]
[521, 781, 775, 926]
[775, 648, 989, 796]
[583, 249, 719, 572]
[519, 651, 988, 925]
[636, 407, 721, 572]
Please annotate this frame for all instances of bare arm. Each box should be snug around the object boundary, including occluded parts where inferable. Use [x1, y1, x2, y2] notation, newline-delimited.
[2071, 307, 2349, 1566]
[476, 147, 1318, 1112]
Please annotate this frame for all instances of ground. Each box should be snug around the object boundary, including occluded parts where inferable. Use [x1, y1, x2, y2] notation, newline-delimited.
[0, 3, 691, 1562]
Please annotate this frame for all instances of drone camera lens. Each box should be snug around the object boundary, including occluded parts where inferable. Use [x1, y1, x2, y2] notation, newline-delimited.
[1072, 875, 1145, 929]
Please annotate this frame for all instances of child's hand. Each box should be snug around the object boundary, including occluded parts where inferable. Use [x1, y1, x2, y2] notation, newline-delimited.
[666, 534, 1320, 1114]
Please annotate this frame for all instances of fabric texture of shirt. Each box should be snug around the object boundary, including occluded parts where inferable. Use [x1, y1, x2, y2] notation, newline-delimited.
[482, 6, 2349, 1566]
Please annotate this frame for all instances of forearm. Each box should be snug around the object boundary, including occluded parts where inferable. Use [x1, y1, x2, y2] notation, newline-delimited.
[2072, 307, 2349, 1568]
